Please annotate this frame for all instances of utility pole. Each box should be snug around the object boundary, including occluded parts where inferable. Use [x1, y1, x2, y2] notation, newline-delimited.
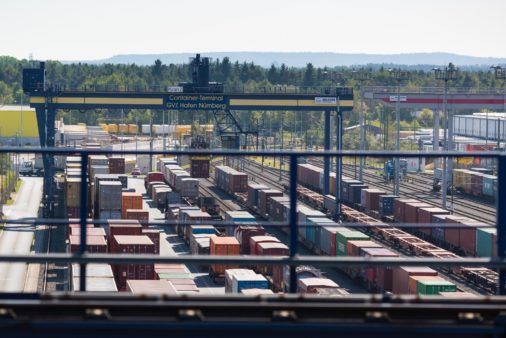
[433, 63, 459, 209]
[389, 68, 409, 196]
[491, 65, 506, 149]
[352, 69, 371, 182]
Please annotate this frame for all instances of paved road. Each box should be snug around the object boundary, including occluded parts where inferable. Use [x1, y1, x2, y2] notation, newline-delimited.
[128, 177, 225, 295]
[0, 177, 43, 292]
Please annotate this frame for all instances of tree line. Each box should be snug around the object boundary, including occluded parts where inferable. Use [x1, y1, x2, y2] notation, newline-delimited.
[0, 55, 504, 146]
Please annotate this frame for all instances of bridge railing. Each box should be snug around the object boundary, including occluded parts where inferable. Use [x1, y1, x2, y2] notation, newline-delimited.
[0, 147, 504, 296]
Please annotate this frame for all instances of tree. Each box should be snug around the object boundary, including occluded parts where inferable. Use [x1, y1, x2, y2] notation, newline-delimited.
[303, 63, 315, 87]
[418, 108, 433, 127]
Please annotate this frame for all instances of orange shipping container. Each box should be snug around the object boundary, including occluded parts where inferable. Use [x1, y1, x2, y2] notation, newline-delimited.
[121, 192, 143, 219]
[210, 235, 240, 276]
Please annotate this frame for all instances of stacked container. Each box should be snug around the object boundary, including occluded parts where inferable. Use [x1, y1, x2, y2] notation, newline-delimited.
[121, 192, 143, 219]
[111, 235, 155, 291]
[71, 264, 117, 292]
[379, 195, 399, 217]
[225, 269, 269, 293]
[108, 157, 125, 174]
[98, 181, 122, 219]
[234, 225, 266, 254]
[258, 189, 283, 216]
[247, 183, 268, 208]
[210, 236, 241, 278]
[126, 280, 177, 295]
[249, 236, 281, 256]
[392, 266, 438, 294]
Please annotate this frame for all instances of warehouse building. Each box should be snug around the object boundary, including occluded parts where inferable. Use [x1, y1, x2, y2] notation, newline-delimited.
[0, 105, 39, 146]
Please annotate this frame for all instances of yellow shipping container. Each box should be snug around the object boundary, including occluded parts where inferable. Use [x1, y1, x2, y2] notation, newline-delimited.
[118, 124, 128, 134]
[128, 124, 138, 134]
[98, 123, 108, 131]
[108, 124, 118, 133]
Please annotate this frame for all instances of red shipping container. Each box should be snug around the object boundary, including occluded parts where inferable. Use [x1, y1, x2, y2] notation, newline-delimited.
[234, 225, 266, 254]
[126, 209, 150, 224]
[111, 235, 155, 291]
[229, 172, 248, 193]
[256, 242, 289, 275]
[393, 199, 419, 223]
[108, 157, 125, 174]
[392, 266, 438, 294]
[417, 207, 449, 235]
[258, 189, 283, 216]
[190, 159, 210, 178]
[247, 183, 268, 207]
[249, 236, 281, 256]
[142, 229, 161, 255]
[362, 189, 387, 211]
[69, 235, 107, 253]
[108, 221, 143, 250]
[404, 202, 431, 225]
[346, 240, 382, 256]
[361, 247, 398, 291]
[70, 227, 106, 237]
[144, 172, 164, 189]
[459, 221, 484, 256]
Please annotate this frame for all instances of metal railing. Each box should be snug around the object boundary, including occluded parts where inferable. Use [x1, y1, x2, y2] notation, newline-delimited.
[0, 147, 505, 295]
[362, 85, 506, 95]
[43, 83, 353, 95]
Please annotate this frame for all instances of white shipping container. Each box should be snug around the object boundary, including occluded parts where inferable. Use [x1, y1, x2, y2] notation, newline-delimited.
[72, 263, 114, 278]
[141, 124, 151, 134]
[404, 157, 425, 172]
[72, 277, 118, 292]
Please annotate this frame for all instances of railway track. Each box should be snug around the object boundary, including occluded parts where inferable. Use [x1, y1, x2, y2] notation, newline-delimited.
[238, 158, 495, 295]
[305, 159, 496, 224]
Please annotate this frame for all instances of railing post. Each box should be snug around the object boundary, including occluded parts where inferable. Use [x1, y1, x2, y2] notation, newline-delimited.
[79, 152, 89, 292]
[289, 154, 298, 293]
[497, 154, 506, 295]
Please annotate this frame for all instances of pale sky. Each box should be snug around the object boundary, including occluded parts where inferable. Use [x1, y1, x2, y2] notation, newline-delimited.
[1, 0, 505, 60]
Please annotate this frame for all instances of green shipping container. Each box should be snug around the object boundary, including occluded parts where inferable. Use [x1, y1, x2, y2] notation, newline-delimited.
[476, 227, 496, 257]
[335, 230, 369, 256]
[417, 279, 456, 295]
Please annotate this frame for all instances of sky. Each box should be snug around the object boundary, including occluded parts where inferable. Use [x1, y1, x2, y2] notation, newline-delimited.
[1, 0, 505, 61]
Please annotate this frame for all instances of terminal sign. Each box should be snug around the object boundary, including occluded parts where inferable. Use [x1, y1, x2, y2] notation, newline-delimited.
[165, 94, 228, 110]
[315, 97, 337, 105]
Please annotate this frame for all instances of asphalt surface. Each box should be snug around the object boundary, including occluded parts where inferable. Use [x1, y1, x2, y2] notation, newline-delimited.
[0, 177, 43, 292]
[128, 177, 225, 295]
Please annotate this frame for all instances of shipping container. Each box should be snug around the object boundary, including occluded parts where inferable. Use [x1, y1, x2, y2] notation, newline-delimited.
[111, 235, 156, 291]
[241, 288, 274, 295]
[392, 266, 438, 294]
[121, 192, 143, 219]
[335, 229, 370, 256]
[190, 159, 210, 178]
[144, 172, 165, 190]
[225, 269, 267, 293]
[379, 195, 399, 217]
[417, 207, 449, 236]
[209, 236, 240, 278]
[141, 229, 160, 255]
[249, 235, 281, 256]
[69, 235, 107, 253]
[409, 275, 457, 295]
[247, 183, 268, 208]
[403, 202, 431, 225]
[181, 210, 213, 240]
[476, 227, 497, 257]
[108, 157, 126, 174]
[298, 277, 339, 293]
[346, 240, 382, 257]
[361, 189, 387, 211]
[125, 209, 149, 224]
[98, 181, 122, 211]
[361, 247, 399, 292]
[179, 178, 199, 198]
[234, 225, 266, 254]
[190, 233, 212, 256]
[258, 189, 283, 216]
[393, 199, 419, 223]
[126, 280, 177, 295]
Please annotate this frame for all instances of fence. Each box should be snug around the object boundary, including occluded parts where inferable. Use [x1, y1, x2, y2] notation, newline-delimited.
[0, 147, 503, 295]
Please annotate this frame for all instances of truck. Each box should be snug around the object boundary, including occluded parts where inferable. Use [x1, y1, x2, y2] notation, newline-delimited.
[19, 160, 43, 176]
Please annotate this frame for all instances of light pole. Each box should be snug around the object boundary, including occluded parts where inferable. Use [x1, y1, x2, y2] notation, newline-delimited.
[389, 68, 409, 196]
[433, 63, 459, 210]
[352, 69, 371, 182]
[491, 65, 506, 148]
